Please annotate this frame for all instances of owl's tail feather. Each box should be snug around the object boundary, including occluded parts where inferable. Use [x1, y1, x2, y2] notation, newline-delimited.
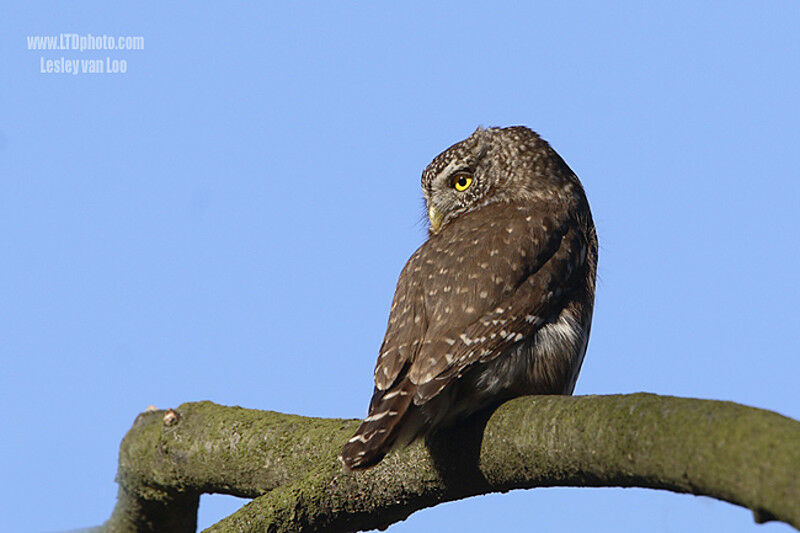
[340, 379, 416, 472]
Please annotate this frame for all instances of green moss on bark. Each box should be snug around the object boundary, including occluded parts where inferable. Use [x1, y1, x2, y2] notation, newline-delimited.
[102, 394, 800, 532]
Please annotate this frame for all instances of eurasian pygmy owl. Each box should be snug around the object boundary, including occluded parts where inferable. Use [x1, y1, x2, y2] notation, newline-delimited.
[340, 126, 597, 470]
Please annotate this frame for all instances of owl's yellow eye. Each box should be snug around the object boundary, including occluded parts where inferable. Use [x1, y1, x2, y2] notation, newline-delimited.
[453, 173, 473, 192]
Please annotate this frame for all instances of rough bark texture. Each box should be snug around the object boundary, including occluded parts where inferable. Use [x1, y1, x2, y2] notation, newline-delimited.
[101, 394, 800, 532]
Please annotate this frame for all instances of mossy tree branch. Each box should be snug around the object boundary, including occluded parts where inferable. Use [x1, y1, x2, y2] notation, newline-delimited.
[102, 394, 800, 532]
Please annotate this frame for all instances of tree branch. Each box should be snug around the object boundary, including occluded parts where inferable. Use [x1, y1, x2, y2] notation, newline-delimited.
[102, 394, 800, 532]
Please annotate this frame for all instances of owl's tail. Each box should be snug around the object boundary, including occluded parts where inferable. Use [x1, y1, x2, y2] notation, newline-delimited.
[340, 379, 416, 471]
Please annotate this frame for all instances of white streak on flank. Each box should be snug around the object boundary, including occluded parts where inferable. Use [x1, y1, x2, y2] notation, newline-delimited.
[348, 434, 370, 443]
[444, 337, 456, 345]
[460, 333, 473, 345]
[534, 310, 584, 368]
[514, 333, 524, 341]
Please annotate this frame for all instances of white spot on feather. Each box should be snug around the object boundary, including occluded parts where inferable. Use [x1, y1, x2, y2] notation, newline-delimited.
[365, 410, 391, 422]
[382, 389, 408, 400]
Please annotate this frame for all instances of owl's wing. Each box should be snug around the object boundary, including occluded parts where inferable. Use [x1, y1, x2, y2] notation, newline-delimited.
[343, 248, 429, 470]
[373, 247, 429, 390]
[409, 221, 587, 403]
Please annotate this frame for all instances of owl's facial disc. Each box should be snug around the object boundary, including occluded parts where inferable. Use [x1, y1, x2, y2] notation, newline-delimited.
[426, 168, 478, 234]
[422, 129, 491, 234]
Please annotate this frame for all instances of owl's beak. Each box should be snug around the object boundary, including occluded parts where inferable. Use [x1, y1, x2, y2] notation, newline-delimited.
[428, 205, 444, 234]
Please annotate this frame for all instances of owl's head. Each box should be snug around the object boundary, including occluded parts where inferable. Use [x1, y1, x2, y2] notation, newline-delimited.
[421, 126, 577, 234]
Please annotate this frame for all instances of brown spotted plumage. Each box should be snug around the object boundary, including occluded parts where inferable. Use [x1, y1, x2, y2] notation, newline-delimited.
[340, 126, 597, 471]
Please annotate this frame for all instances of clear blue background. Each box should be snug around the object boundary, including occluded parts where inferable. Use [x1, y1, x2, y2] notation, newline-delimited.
[2, 3, 798, 532]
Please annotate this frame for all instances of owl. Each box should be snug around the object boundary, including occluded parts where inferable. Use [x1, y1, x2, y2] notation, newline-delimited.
[340, 126, 597, 471]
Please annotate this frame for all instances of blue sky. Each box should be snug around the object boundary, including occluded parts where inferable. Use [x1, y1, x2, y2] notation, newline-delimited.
[2, 3, 798, 532]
